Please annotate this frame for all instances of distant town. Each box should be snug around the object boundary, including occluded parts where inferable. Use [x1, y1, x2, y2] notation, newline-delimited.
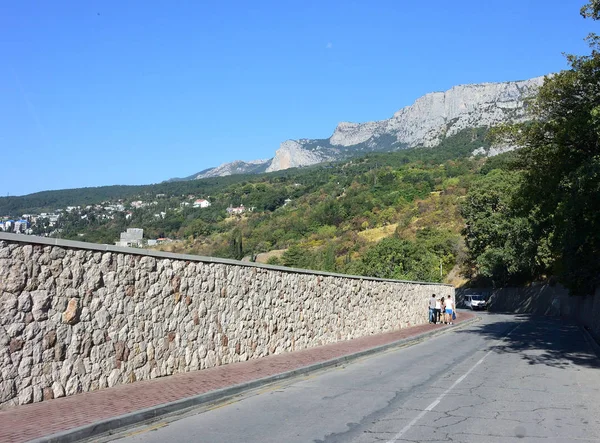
[0, 193, 262, 247]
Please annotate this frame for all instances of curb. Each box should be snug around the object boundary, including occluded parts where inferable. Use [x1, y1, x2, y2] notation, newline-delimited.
[582, 325, 600, 359]
[31, 316, 479, 443]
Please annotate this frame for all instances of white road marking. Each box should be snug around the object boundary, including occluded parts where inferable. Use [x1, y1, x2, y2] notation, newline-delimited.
[385, 322, 522, 443]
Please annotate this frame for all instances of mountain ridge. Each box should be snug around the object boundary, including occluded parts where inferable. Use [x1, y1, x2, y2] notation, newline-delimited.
[179, 75, 546, 180]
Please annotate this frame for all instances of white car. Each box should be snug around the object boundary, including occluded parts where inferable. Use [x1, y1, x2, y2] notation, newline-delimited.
[464, 294, 487, 310]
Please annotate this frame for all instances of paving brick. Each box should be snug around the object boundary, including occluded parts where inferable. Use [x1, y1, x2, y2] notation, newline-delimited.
[0, 314, 473, 442]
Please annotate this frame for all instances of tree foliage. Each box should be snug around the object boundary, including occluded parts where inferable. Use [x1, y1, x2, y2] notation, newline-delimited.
[581, 0, 600, 20]
[461, 170, 549, 286]
[515, 46, 599, 293]
[347, 236, 443, 282]
[464, 3, 600, 293]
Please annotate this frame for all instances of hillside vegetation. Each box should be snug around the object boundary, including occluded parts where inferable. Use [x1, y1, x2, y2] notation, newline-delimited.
[1, 128, 492, 284]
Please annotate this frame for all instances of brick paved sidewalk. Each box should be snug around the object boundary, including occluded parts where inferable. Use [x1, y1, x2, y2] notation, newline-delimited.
[0, 313, 475, 443]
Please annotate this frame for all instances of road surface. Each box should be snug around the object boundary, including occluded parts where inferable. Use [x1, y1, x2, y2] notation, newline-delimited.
[108, 313, 600, 442]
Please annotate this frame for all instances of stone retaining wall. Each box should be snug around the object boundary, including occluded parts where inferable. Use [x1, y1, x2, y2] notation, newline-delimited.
[0, 233, 453, 408]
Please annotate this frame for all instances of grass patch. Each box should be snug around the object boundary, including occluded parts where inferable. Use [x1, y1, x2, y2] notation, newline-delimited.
[358, 224, 398, 243]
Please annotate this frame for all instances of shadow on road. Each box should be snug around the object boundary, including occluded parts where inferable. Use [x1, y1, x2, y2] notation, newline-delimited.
[457, 313, 600, 370]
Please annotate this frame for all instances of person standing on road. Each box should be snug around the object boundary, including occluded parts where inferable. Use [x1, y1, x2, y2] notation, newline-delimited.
[445, 295, 455, 325]
[429, 294, 437, 324]
[440, 297, 445, 323]
[435, 297, 442, 324]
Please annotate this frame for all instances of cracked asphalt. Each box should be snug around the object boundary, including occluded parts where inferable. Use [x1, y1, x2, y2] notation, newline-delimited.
[111, 313, 600, 442]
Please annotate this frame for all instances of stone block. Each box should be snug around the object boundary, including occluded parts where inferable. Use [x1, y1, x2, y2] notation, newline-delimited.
[52, 381, 65, 398]
[114, 341, 130, 362]
[31, 290, 52, 321]
[9, 338, 23, 353]
[0, 380, 16, 403]
[18, 386, 33, 405]
[17, 292, 32, 312]
[62, 298, 80, 325]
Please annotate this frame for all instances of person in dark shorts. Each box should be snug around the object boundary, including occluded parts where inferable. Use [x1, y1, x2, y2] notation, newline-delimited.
[435, 296, 442, 324]
[429, 294, 437, 324]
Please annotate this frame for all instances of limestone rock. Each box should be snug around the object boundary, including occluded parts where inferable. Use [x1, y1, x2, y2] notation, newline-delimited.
[62, 298, 80, 325]
[18, 386, 33, 405]
[9, 338, 23, 353]
[94, 308, 111, 329]
[266, 140, 332, 173]
[196, 77, 544, 178]
[1, 261, 27, 293]
[52, 381, 65, 398]
[114, 341, 130, 362]
[108, 369, 121, 387]
[43, 387, 54, 401]
[87, 268, 104, 291]
[33, 385, 42, 403]
[7, 322, 24, 338]
[0, 380, 16, 403]
[17, 292, 32, 312]
[65, 376, 82, 396]
[31, 290, 52, 321]
[190, 159, 270, 179]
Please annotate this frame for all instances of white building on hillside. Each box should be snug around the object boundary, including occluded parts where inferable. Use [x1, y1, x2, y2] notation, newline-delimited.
[193, 199, 211, 208]
[226, 204, 246, 215]
[115, 228, 144, 247]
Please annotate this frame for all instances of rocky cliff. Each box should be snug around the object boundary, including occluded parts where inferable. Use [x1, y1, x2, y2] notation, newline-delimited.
[191, 76, 545, 179]
[191, 159, 270, 179]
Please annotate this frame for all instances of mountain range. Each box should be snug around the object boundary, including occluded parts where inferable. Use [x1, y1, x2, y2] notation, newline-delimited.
[173, 76, 545, 181]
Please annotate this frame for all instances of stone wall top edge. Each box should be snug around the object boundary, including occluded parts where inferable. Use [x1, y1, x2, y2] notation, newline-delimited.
[0, 232, 453, 287]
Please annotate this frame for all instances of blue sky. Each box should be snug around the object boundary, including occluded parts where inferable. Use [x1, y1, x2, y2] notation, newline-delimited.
[1, 0, 594, 196]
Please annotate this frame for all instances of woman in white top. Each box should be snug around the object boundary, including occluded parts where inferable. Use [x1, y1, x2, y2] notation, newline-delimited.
[445, 295, 455, 325]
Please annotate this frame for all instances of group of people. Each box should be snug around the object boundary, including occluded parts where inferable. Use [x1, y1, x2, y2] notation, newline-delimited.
[428, 294, 455, 325]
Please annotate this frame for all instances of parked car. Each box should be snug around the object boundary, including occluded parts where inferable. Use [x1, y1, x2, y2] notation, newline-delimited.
[464, 294, 487, 310]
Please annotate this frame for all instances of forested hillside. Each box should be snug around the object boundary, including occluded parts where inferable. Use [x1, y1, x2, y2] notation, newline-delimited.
[1, 128, 493, 284]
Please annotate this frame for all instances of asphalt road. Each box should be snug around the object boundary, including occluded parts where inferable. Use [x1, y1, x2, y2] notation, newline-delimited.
[110, 313, 600, 442]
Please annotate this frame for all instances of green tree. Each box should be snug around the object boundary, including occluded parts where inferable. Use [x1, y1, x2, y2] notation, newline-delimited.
[581, 1, 600, 20]
[355, 237, 441, 282]
[229, 229, 244, 260]
[320, 244, 337, 272]
[282, 244, 312, 268]
[183, 218, 211, 239]
[266, 256, 282, 265]
[493, 10, 600, 293]
[460, 170, 545, 286]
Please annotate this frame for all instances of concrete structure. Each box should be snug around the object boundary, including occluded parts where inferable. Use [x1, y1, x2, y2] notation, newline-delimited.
[226, 205, 246, 215]
[115, 228, 144, 247]
[13, 221, 29, 234]
[193, 199, 211, 208]
[0, 232, 452, 408]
